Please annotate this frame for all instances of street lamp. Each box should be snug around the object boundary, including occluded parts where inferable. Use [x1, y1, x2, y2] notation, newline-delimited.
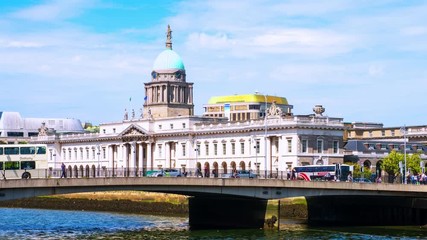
[195, 147, 199, 176]
[255, 92, 268, 178]
[400, 126, 407, 184]
[254, 141, 259, 174]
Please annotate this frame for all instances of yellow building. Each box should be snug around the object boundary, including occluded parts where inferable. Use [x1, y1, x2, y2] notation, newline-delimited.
[203, 93, 293, 121]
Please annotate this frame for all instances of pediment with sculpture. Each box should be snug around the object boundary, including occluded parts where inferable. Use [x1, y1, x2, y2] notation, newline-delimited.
[119, 124, 149, 141]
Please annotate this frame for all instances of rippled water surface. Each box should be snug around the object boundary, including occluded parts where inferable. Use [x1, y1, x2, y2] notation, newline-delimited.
[0, 208, 426, 239]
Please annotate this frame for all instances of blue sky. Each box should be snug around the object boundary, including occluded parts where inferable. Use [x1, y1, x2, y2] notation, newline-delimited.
[1, 0, 426, 127]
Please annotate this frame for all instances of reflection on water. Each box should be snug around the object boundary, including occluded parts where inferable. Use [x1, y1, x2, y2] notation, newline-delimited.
[0, 208, 426, 239]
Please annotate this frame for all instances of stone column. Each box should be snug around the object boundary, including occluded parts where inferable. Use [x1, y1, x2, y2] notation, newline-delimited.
[138, 143, 143, 173]
[108, 145, 114, 172]
[165, 142, 171, 168]
[130, 142, 136, 172]
[146, 143, 152, 170]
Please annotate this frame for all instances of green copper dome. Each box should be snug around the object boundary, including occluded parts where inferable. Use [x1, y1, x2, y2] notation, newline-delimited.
[153, 49, 185, 71]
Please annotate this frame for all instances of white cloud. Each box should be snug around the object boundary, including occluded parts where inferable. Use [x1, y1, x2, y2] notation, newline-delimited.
[10, 0, 95, 21]
[186, 32, 236, 49]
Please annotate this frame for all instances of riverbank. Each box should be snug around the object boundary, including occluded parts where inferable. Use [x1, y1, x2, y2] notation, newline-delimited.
[0, 191, 307, 219]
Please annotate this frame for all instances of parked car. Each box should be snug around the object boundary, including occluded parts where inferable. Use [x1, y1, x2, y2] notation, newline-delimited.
[221, 170, 257, 179]
[155, 169, 182, 177]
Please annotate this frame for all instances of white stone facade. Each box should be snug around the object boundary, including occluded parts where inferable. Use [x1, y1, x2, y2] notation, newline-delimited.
[29, 26, 345, 175]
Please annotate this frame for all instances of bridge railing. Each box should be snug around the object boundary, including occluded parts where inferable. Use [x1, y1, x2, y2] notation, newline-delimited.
[1, 167, 407, 185]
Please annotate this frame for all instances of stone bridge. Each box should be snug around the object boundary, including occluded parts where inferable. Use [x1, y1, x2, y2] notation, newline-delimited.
[1, 178, 426, 229]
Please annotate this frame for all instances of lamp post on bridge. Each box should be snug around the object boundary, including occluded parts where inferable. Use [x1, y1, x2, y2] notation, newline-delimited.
[255, 91, 268, 178]
[400, 126, 407, 184]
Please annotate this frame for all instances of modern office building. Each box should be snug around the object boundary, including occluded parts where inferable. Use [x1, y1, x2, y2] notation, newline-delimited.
[203, 94, 293, 121]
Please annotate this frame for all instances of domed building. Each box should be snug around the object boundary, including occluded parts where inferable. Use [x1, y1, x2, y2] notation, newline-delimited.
[144, 25, 194, 118]
[30, 25, 346, 178]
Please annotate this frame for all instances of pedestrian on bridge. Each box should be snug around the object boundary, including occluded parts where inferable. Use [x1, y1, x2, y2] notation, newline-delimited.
[60, 163, 66, 178]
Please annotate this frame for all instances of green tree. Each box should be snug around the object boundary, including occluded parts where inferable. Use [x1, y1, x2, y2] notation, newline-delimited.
[346, 163, 372, 179]
[407, 153, 421, 175]
[381, 150, 403, 183]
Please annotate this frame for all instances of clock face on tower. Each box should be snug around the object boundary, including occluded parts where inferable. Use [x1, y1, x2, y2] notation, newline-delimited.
[175, 71, 181, 79]
[151, 71, 157, 79]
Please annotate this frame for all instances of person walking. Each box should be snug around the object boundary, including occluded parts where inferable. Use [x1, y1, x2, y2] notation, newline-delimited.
[60, 163, 66, 178]
[347, 172, 353, 182]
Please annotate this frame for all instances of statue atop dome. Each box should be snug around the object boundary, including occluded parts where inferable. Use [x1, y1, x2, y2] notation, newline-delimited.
[166, 25, 172, 49]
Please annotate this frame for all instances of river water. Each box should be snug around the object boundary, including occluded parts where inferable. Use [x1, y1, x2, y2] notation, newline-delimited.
[1, 207, 426, 239]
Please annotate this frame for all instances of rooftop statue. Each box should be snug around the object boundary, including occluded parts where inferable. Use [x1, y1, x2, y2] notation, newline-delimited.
[166, 24, 172, 49]
[38, 122, 48, 136]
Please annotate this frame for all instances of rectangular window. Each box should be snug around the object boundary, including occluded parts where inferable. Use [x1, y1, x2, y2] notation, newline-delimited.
[287, 139, 292, 153]
[36, 146, 46, 154]
[182, 123, 186, 129]
[170, 124, 173, 129]
[4, 147, 19, 155]
[214, 144, 218, 155]
[0, 148, 3, 155]
[102, 148, 106, 159]
[75, 150, 78, 160]
[240, 142, 245, 154]
[86, 149, 90, 159]
[196, 144, 201, 156]
[205, 144, 209, 156]
[182, 144, 186, 157]
[158, 144, 162, 157]
[21, 161, 36, 170]
[333, 141, 339, 154]
[231, 143, 236, 155]
[80, 149, 83, 160]
[5, 161, 19, 170]
[68, 150, 72, 160]
[381, 130, 385, 137]
[391, 130, 395, 136]
[158, 125, 162, 130]
[92, 149, 95, 159]
[302, 139, 308, 153]
[222, 143, 226, 155]
[317, 140, 323, 154]
[20, 147, 36, 155]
